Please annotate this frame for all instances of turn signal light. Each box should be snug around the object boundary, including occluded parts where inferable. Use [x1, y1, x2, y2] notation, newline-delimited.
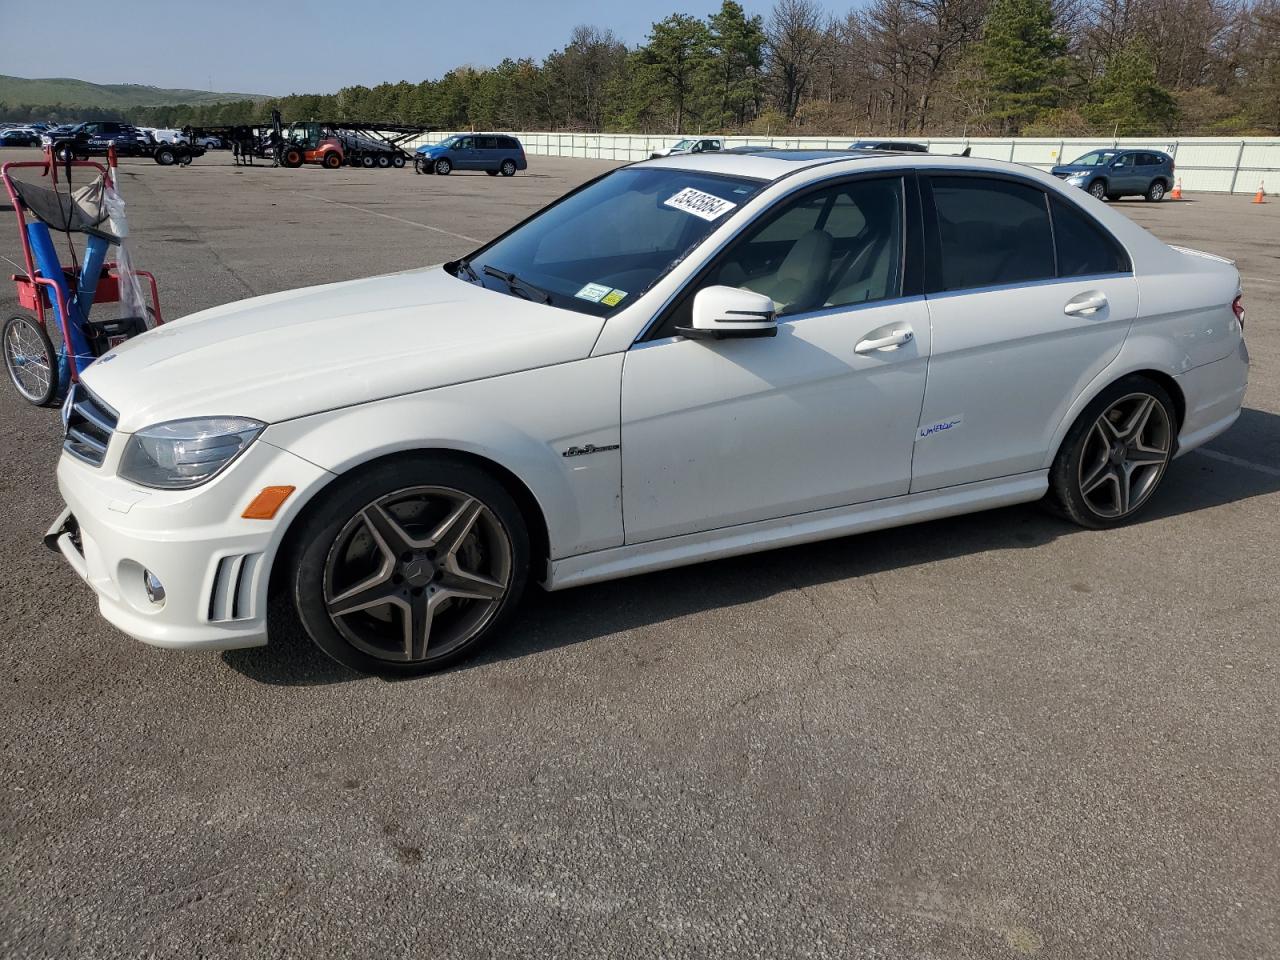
[242, 485, 295, 520]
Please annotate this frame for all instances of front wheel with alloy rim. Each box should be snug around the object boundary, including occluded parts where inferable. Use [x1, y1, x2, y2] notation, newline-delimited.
[1046, 376, 1177, 529]
[292, 456, 530, 674]
[3, 315, 58, 406]
[1089, 180, 1108, 201]
[434, 158, 452, 175]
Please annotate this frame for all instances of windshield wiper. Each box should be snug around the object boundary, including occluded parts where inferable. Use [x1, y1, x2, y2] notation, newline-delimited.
[452, 257, 481, 284]
[482, 265, 552, 304]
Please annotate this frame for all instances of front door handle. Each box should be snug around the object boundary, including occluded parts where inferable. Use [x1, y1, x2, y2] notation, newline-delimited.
[855, 329, 914, 353]
[1064, 291, 1108, 316]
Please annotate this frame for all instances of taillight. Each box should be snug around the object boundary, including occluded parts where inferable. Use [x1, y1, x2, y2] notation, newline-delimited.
[1232, 294, 1245, 329]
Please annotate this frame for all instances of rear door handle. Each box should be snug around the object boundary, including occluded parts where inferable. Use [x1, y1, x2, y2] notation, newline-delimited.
[855, 329, 914, 353]
[1064, 291, 1108, 316]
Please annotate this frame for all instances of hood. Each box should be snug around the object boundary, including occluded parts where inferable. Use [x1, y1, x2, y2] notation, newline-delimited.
[1051, 164, 1099, 176]
[416, 144, 445, 156]
[81, 267, 605, 433]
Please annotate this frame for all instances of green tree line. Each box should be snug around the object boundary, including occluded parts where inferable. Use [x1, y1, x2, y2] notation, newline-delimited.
[3, 0, 1278, 136]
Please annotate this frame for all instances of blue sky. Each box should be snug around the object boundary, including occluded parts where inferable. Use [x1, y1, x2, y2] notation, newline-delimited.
[5, 0, 849, 97]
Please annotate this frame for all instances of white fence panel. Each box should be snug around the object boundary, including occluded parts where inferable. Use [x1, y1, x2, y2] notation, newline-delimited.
[402, 132, 1279, 193]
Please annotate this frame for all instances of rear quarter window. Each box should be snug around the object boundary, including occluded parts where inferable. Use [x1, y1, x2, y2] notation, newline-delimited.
[1050, 197, 1131, 276]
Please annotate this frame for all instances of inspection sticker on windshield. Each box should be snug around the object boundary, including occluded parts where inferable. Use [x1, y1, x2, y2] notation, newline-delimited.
[601, 289, 627, 307]
[664, 187, 737, 221]
[575, 282, 613, 302]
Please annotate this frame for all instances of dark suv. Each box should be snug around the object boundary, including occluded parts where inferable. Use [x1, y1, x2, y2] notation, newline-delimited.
[1051, 149, 1174, 202]
[45, 121, 151, 161]
[848, 140, 929, 153]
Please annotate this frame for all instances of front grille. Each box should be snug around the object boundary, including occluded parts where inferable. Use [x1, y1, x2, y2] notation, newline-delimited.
[63, 384, 118, 467]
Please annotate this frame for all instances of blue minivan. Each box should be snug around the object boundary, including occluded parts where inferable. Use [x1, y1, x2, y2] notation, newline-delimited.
[415, 134, 528, 177]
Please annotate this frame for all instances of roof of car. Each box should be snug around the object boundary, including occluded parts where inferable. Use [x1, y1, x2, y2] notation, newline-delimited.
[641, 148, 1003, 182]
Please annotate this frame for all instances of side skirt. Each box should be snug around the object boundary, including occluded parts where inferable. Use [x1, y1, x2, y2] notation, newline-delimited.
[546, 471, 1049, 591]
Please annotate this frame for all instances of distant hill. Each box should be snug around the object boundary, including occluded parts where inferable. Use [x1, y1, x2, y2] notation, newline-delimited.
[0, 75, 265, 109]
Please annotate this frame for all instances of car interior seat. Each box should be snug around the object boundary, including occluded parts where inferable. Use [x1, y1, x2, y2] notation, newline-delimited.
[742, 229, 834, 313]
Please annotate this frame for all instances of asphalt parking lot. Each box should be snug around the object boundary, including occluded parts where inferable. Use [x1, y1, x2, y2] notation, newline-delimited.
[2, 148, 1277, 959]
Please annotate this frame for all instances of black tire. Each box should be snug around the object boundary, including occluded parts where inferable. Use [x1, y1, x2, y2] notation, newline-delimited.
[392, 154, 406, 168]
[1144, 179, 1167, 202]
[500, 159, 517, 177]
[1088, 180, 1108, 201]
[282, 147, 304, 168]
[154, 147, 176, 166]
[3, 315, 58, 406]
[486, 169, 499, 177]
[376, 154, 391, 168]
[290, 454, 531, 675]
[434, 158, 452, 175]
[1045, 375, 1178, 529]
[322, 152, 342, 169]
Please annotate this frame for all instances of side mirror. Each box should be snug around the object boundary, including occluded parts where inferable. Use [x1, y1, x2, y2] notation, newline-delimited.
[676, 285, 778, 340]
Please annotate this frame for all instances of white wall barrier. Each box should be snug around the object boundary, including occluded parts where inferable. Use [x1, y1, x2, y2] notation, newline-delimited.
[405, 132, 1280, 195]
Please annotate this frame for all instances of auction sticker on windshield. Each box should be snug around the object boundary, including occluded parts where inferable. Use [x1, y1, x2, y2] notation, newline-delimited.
[664, 187, 737, 221]
[575, 282, 613, 302]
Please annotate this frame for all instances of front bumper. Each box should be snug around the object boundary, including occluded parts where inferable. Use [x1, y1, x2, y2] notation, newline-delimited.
[49, 436, 332, 651]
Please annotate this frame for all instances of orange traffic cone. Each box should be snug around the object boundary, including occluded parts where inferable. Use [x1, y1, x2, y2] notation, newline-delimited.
[1254, 180, 1267, 204]
[1170, 178, 1183, 200]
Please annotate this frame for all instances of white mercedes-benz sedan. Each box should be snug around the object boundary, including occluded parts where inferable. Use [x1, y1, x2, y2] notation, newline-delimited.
[48, 149, 1249, 674]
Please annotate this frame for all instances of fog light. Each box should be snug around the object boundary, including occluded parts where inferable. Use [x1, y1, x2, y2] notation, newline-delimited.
[143, 569, 166, 605]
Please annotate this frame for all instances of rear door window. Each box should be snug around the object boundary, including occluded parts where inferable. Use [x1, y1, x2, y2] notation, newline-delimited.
[478, 136, 498, 149]
[928, 176, 1056, 290]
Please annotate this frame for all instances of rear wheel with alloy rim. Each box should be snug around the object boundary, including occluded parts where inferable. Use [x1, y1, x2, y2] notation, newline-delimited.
[1145, 180, 1166, 201]
[1047, 377, 1176, 528]
[3, 315, 58, 405]
[292, 456, 529, 674]
[500, 159, 517, 177]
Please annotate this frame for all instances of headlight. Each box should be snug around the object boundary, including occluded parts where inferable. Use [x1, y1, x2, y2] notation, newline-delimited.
[118, 417, 264, 489]
[1066, 175, 1085, 185]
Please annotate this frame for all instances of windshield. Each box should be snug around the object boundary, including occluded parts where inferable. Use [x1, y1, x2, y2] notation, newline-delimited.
[1072, 151, 1117, 166]
[457, 167, 764, 317]
[672, 139, 694, 150]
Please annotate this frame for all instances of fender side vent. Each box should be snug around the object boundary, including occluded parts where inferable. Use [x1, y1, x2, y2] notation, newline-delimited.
[208, 553, 261, 622]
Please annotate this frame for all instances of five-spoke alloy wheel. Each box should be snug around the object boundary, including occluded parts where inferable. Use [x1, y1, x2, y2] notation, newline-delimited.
[1048, 377, 1177, 528]
[292, 456, 529, 674]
